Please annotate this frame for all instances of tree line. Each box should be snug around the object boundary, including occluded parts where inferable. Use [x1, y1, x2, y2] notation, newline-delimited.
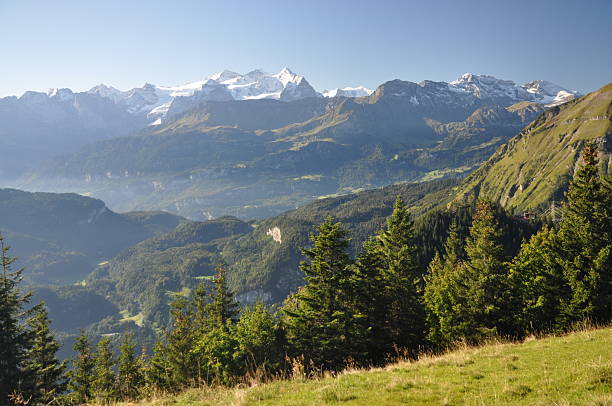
[1, 144, 609, 405]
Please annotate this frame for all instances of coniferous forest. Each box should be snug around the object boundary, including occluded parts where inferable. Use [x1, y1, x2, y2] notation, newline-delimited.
[1, 143, 609, 405]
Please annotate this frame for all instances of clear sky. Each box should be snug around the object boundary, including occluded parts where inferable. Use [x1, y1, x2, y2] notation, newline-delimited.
[1, 0, 610, 97]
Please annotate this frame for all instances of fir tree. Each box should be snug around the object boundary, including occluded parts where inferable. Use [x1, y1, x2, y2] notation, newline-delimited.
[0, 234, 33, 405]
[67, 331, 95, 404]
[208, 262, 239, 327]
[557, 143, 611, 323]
[424, 221, 467, 347]
[162, 295, 199, 387]
[233, 302, 283, 376]
[282, 216, 355, 369]
[509, 226, 569, 332]
[376, 196, 426, 355]
[116, 333, 143, 401]
[25, 303, 67, 404]
[144, 341, 172, 391]
[461, 200, 514, 340]
[424, 202, 514, 345]
[351, 238, 388, 363]
[92, 337, 116, 404]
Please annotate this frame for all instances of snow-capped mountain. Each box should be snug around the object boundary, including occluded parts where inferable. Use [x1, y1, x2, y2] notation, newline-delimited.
[323, 86, 373, 98]
[84, 70, 579, 125]
[449, 73, 579, 107]
[522, 79, 577, 106]
[87, 68, 322, 123]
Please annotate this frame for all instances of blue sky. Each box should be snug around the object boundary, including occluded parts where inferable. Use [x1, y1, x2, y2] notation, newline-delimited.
[1, 0, 610, 96]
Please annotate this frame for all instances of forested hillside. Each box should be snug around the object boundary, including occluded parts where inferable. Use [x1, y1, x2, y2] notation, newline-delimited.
[0, 188, 184, 285]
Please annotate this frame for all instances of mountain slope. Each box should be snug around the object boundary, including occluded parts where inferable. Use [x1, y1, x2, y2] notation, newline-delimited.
[454, 83, 612, 212]
[0, 90, 147, 178]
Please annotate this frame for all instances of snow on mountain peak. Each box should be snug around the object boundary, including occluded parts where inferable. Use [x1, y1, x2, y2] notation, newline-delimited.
[81, 69, 578, 125]
[448, 73, 579, 106]
[323, 86, 373, 98]
[520, 79, 579, 105]
[208, 70, 241, 82]
[276, 67, 302, 86]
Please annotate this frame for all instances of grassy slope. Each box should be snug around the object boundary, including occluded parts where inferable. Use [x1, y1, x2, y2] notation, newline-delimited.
[454, 83, 612, 212]
[134, 327, 611, 406]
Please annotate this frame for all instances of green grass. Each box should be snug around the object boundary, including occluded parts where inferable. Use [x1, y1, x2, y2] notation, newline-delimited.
[455, 83, 612, 212]
[131, 327, 611, 406]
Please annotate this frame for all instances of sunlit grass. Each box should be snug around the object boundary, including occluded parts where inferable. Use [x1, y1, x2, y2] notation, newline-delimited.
[126, 327, 612, 406]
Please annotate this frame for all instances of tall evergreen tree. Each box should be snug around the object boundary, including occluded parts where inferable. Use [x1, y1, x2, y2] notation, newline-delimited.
[509, 226, 569, 332]
[207, 262, 239, 328]
[557, 143, 611, 323]
[461, 200, 515, 340]
[67, 331, 95, 404]
[116, 333, 143, 401]
[0, 234, 33, 405]
[92, 337, 116, 404]
[282, 216, 355, 369]
[191, 267, 242, 385]
[376, 196, 426, 355]
[351, 238, 388, 363]
[424, 221, 467, 347]
[424, 202, 514, 345]
[161, 295, 199, 387]
[144, 341, 172, 391]
[25, 303, 67, 404]
[233, 302, 283, 376]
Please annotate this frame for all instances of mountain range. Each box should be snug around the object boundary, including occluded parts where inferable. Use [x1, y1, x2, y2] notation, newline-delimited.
[83, 68, 580, 124]
[11, 70, 581, 219]
[1, 68, 577, 181]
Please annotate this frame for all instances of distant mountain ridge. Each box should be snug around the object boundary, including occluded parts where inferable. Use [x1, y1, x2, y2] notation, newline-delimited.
[0, 188, 185, 284]
[23, 78, 549, 219]
[33, 69, 578, 125]
[3, 69, 583, 218]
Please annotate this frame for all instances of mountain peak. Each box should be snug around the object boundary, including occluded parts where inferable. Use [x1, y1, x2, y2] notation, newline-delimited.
[323, 86, 373, 98]
[209, 70, 241, 82]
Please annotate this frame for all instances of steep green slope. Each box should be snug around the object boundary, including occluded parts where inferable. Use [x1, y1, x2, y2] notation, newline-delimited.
[455, 83, 612, 212]
[130, 327, 612, 406]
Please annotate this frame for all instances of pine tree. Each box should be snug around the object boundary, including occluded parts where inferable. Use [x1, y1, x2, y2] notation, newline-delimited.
[282, 216, 355, 370]
[233, 302, 283, 376]
[462, 201, 514, 340]
[92, 337, 116, 404]
[116, 333, 143, 401]
[376, 196, 426, 356]
[424, 202, 514, 345]
[208, 262, 239, 328]
[161, 295, 199, 387]
[424, 221, 467, 348]
[351, 238, 388, 363]
[67, 331, 95, 404]
[0, 234, 33, 405]
[557, 143, 611, 323]
[144, 341, 172, 391]
[509, 226, 569, 332]
[25, 303, 67, 404]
